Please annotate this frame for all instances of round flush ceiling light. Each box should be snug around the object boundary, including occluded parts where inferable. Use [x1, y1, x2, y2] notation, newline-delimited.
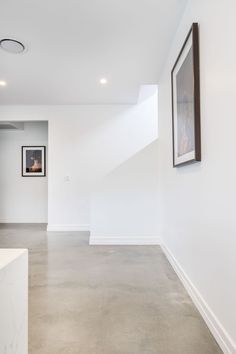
[100, 78, 108, 85]
[0, 81, 7, 86]
[0, 39, 25, 54]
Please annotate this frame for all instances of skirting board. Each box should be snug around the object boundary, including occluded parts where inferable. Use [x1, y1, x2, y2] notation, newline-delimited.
[161, 242, 236, 354]
[89, 237, 160, 245]
[0, 219, 47, 223]
[47, 224, 90, 232]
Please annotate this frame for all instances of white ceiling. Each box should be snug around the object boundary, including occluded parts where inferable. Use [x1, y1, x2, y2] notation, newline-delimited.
[0, 0, 187, 105]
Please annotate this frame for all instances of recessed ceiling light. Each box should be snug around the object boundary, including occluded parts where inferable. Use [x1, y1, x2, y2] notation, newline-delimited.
[0, 39, 25, 54]
[0, 81, 7, 87]
[100, 78, 108, 85]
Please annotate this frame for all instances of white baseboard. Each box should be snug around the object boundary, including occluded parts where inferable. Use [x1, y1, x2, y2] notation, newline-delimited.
[47, 224, 90, 232]
[161, 241, 236, 354]
[0, 220, 47, 223]
[89, 236, 160, 245]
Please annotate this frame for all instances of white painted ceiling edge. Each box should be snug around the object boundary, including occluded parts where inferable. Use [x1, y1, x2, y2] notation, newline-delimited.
[0, 0, 188, 105]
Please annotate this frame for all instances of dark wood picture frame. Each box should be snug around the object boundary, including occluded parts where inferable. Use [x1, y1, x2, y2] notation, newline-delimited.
[22, 146, 46, 177]
[171, 22, 201, 167]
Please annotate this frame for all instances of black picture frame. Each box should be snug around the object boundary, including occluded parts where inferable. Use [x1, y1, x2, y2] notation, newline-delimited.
[171, 23, 201, 167]
[21, 146, 46, 177]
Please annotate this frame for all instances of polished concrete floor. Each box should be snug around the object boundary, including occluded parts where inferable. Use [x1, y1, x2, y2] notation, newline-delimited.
[0, 224, 222, 354]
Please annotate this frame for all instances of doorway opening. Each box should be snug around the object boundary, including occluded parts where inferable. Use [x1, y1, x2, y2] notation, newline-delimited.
[0, 121, 48, 224]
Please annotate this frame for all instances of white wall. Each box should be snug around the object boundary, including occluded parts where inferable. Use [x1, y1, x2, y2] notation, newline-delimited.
[158, 1, 236, 352]
[0, 86, 157, 230]
[0, 122, 48, 223]
[90, 140, 159, 244]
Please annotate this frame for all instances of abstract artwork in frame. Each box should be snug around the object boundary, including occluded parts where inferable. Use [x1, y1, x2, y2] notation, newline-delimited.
[22, 146, 46, 177]
[171, 23, 201, 167]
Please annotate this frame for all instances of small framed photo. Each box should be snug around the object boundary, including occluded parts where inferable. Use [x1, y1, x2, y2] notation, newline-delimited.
[22, 146, 46, 177]
[171, 23, 201, 167]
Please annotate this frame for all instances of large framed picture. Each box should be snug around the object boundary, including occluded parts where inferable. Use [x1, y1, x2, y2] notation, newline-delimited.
[22, 146, 46, 177]
[171, 23, 201, 167]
